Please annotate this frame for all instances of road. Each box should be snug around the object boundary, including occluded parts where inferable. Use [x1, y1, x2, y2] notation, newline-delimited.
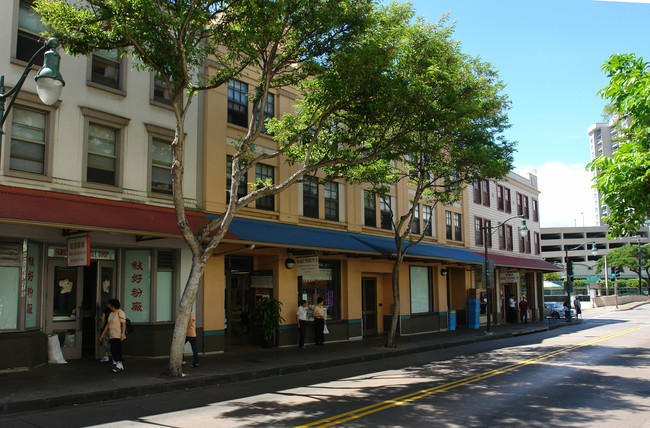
[2, 305, 649, 427]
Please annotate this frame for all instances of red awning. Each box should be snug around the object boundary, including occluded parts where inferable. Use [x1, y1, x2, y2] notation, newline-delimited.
[0, 185, 210, 237]
[472, 250, 562, 272]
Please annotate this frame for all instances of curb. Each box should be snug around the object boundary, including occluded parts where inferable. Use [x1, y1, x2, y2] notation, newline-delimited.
[0, 322, 574, 415]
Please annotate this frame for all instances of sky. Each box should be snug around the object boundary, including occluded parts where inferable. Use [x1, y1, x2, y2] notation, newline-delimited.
[408, 0, 650, 228]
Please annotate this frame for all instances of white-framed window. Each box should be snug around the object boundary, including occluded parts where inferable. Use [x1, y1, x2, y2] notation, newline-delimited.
[228, 79, 248, 128]
[8, 106, 47, 175]
[410, 266, 432, 314]
[146, 124, 175, 196]
[255, 163, 275, 211]
[15, 0, 47, 64]
[89, 49, 125, 92]
[324, 182, 339, 222]
[152, 73, 172, 106]
[81, 107, 130, 189]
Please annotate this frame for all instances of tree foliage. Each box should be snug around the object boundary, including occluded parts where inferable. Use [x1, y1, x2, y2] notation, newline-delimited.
[594, 243, 650, 294]
[588, 53, 650, 237]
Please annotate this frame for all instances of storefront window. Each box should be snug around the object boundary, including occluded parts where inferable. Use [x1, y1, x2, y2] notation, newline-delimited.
[298, 260, 340, 320]
[124, 250, 151, 323]
[25, 242, 40, 328]
[410, 265, 432, 314]
[156, 271, 172, 322]
[0, 267, 20, 330]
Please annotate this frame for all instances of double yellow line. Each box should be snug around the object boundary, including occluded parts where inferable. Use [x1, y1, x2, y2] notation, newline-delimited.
[296, 325, 644, 428]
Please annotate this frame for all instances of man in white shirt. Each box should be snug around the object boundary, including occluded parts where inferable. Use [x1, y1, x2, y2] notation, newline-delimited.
[296, 300, 308, 349]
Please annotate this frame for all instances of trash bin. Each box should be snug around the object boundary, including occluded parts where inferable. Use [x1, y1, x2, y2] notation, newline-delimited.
[467, 299, 480, 329]
[448, 309, 456, 331]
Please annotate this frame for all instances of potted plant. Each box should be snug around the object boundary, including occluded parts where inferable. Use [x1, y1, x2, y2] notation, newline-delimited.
[250, 297, 285, 348]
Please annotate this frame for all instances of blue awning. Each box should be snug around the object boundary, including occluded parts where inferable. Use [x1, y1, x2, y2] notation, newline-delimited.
[217, 216, 483, 264]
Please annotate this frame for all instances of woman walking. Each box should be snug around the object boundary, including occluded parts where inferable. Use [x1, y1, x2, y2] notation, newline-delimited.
[100, 298, 126, 373]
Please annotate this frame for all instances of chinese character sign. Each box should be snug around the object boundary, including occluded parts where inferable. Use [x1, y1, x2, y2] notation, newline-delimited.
[25, 242, 40, 328]
[123, 250, 151, 323]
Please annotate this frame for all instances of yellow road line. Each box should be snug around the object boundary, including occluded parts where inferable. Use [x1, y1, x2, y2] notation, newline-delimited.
[296, 325, 644, 428]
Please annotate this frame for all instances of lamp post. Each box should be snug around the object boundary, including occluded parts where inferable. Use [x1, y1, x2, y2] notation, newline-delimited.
[482, 214, 528, 335]
[564, 241, 597, 321]
[1, 38, 65, 143]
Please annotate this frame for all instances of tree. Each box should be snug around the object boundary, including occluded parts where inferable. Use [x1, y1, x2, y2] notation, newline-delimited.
[587, 54, 650, 237]
[544, 272, 563, 282]
[322, 9, 514, 347]
[36, 0, 438, 376]
[594, 244, 650, 294]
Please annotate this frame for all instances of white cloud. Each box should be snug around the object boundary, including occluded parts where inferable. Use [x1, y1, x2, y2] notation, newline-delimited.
[515, 162, 598, 228]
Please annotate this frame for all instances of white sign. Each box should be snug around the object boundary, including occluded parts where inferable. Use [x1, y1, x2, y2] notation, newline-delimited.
[296, 256, 319, 277]
[67, 236, 90, 267]
[499, 271, 520, 283]
[49, 247, 116, 260]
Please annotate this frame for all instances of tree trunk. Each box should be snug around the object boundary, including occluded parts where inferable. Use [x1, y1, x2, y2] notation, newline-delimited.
[168, 258, 207, 377]
[386, 256, 402, 348]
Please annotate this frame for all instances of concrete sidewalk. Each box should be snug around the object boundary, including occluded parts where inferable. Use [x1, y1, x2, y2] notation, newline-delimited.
[1, 301, 645, 415]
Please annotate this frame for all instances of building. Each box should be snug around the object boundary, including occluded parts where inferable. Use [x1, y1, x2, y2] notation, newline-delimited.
[540, 226, 649, 285]
[0, 0, 202, 368]
[467, 171, 560, 324]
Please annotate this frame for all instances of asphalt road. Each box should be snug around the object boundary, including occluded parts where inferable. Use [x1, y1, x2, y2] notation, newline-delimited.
[2, 305, 649, 428]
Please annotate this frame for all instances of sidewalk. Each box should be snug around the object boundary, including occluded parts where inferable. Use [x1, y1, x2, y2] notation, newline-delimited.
[1, 301, 646, 415]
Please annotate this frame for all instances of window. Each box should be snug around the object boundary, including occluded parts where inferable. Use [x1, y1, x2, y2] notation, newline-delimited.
[303, 181, 319, 218]
[151, 137, 173, 195]
[496, 185, 504, 211]
[411, 203, 420, 234]
[410, 266, 433, 314]
[532, 199, 539, 222]
[155, 250, 175, 322]
[454, 213, 462, 241]
[228, 79, 248, 127]
[380, 196, 392, 230]
[0, 242, 24, 330]
[445, 211, 453, 240]
[90, 49, 122, 90]
[506, 224, 513, 251]
[475, 217, 483, 246]
[364, 191, 376, 227]
[481, 180, 490, 206]
[153, 74, 172, 106]
[255, 163, 275, 211]
[525, 230, 531, 254]
[82, 108, 129, 188]
[226, 155, 247, 200]
[523, 195, 530, 219]
[473, 181, 481, 203]
[9, 106, 47, 175]
[324, 182, 339, 222]
[519, 228, 526, 253]
[516, 193, 523, 216]
[534, 232, 540, 255]
[87, 123, 118, 186]
[16, 0, 47, 65]
[423, 205, 433, 237]
[504, 188, 511, 213]
[299, 260, 341, 320]
[498, 224, 506, 250]
[258, 92, 275, 134]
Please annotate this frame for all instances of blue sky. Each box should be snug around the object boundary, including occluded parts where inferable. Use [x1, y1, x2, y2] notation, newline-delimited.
[408, 0, 650, 227]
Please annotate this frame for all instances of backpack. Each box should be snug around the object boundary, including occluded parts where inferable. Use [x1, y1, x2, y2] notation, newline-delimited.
[125, 318, 134, 335]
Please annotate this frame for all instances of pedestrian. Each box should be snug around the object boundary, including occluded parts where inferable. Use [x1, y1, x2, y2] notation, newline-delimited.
[184, 312, 199, 367]
[313, 297, 326, 346]
[100, 298, 126, 373]
[99, 301, 112, 363]
[296, 300, 308, 349]
[574, 297, 582, 319]
[563, 299, 571, 320]
[518, 296, 529, 324]
[508, 294, 517, 323]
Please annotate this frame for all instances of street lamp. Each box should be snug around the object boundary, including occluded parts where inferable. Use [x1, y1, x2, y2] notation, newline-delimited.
[564, 241, 597, 321]
[1, 38, 65, 141]
[482, 214, 528, 334]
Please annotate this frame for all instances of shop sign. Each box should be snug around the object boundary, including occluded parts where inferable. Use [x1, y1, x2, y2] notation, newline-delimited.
[49, 247, 116, 260]
[296, 256, 319, 277]
[499, 271, 520, 283]
[67, 236, 91, 267]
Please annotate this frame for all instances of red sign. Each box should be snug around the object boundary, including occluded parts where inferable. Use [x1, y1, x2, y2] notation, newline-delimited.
[67, 236, 91, 267]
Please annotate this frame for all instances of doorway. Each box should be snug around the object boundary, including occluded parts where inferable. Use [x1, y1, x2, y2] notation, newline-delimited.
[362, 277, 377, 336]
[47, 260, 116, 360]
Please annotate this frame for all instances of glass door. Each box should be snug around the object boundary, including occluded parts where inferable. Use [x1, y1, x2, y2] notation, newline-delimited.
[47, 260, 83, 360]
[362, 277, 377, 336]
[93, 261, 115, 358]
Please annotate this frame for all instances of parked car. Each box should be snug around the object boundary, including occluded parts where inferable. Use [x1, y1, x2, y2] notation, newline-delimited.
[544, 302, 576, 319]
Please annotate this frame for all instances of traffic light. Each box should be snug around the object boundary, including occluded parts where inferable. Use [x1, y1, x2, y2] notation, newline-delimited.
[615, 266, 622, 278]
[566, 260, 574, 279]
[610, 266, 616, 279]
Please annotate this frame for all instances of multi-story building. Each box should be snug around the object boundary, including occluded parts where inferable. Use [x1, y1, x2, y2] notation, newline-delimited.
[0, 0, 201, 368]
[588, 117, 623, 226]
[540, 225, 649, 284]
[467, 171, 560, 323]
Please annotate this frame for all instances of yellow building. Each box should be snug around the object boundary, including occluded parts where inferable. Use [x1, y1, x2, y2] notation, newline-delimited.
[199, 66, 485, 351]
